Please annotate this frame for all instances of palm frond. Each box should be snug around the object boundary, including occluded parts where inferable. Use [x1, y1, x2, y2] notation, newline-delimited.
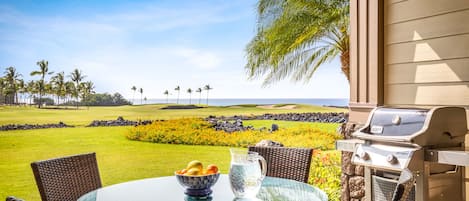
[245, 0, 350, 85]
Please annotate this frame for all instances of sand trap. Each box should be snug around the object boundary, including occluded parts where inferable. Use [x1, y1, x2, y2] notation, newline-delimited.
[257, 104, 297, 109]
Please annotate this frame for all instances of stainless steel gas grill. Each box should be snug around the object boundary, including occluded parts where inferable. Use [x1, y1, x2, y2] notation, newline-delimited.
[337, 106, 469, 201]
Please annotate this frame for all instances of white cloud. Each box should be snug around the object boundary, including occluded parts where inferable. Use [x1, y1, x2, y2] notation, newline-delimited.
[174, 48, 221, 69]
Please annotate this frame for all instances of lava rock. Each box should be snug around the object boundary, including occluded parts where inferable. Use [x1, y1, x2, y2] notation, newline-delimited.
[205, 112, 348, 123]
[87, 117, 154, 127]
[0, 122, 74, 131]
[271, 124, 279, 132]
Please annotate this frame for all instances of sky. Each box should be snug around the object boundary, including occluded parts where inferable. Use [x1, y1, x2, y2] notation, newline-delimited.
[0, 0, 349, 99]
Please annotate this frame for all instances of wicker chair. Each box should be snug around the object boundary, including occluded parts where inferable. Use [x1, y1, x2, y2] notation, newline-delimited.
[31, 152, 102, 201]
[248, 146, 313, 183]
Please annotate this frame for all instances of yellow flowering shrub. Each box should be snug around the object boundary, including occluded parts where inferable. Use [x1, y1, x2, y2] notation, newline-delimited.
[309, 150, 341, 201]
[126, 118, 341, 149]
[126, 118, 342, 201]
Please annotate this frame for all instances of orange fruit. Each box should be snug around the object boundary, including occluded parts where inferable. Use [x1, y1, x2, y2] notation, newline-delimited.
[206, 164, 218, 174]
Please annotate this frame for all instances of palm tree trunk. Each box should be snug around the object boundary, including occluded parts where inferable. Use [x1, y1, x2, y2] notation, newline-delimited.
[189, 94, 191, 104]
[38, 89, 42, 108]
[206, 91, 209, 105]
[340, 49, 350, 82]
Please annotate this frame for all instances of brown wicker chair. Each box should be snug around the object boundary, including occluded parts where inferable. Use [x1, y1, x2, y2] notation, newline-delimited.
[31, 152, 102, 201]
[248, 146, 313, 183]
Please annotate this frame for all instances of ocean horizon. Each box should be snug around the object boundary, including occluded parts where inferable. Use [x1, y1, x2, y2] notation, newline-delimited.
[133, 98, 349, 107]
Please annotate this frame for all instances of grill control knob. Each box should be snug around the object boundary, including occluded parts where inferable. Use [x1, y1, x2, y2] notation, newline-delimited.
[386, 154, 398, 164]
[358, 152, 370, 160]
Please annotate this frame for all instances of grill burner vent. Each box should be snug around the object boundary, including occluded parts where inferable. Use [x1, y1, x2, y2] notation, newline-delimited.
[372, 175, 415, 201]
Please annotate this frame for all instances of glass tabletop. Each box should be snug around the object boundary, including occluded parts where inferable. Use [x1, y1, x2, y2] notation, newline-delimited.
[78, 175, 328, 201]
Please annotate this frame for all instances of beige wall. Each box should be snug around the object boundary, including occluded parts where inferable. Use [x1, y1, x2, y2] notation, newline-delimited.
[383, 1, 469, 200]
[383, 0, 469, 128]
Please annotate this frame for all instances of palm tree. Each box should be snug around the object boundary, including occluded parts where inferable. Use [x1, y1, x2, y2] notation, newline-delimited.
[31, 60, 53, 108]
[203, 84, 213, 105]
[51, 72, 65, 106]
[0, 76, 5, 104]
[4, 67, 22, 104]
[144, 97, 147, 104]
[174, 85, 180, 104]
[69, 69, 86, 109]
[17, 79, 25, 105]
[131, 86, 137, 104]
[44, 82, 53, 104]
[196, 88, 202, 105]
[139, 88, 143, 105]
[26, 80, 38, 106]
[245, 0, 350, 85]
[65, 81, 75, 106]
[163, 90, 169, 103]
[187, 88, 193, 104]
[80, 81, 95, 109]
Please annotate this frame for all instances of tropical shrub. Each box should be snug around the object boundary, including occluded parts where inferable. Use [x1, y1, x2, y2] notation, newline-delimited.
[126, 118, 341, 149]
[309, 150, 341, 201]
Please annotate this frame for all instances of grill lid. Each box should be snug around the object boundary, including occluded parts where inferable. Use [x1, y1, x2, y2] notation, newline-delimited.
[353, 106, 467, 146]
[367, 108, 428, 137]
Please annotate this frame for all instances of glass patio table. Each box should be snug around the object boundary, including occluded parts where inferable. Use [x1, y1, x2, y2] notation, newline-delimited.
[77, 174, 328, 201]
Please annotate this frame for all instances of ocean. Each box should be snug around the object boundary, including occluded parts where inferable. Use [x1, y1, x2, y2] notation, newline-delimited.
[138, 98, 349, 107]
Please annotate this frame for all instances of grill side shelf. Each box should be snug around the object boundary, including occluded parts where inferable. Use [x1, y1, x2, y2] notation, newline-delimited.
[425, 150, 469, 166]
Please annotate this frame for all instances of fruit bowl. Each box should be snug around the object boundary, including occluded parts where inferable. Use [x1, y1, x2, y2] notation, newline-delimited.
[175, 172, 220, 197]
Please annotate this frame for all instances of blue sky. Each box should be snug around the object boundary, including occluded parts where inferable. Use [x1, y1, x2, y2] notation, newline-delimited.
[0, 0, 349, 99]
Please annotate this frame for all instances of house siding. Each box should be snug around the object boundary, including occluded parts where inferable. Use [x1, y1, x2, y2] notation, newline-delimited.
[383, 2, 469, 199]
[346, 0, 469, 200]
[383, 0, 469, 127]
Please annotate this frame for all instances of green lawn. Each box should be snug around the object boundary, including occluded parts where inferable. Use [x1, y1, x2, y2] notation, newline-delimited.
[0, 104, 344, 200]
[1, 127, 233, 200]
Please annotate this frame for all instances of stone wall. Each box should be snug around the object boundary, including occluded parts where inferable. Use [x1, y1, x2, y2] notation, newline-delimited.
[207, 112, 348, 123]
[339, 123, 365, 201]
[87, 117, 154, 127]
[0, 122, 73, 131]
